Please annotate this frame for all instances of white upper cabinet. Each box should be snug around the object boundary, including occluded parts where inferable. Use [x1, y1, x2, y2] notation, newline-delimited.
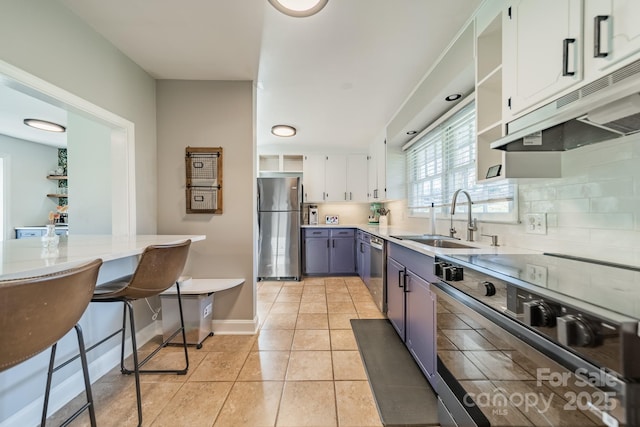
[584, 0, 640, 77]
[302, 153, 368, 203]
[367, 139, 386, 201]
[346, 154, 368, 202]
[324, 155, 347, 202]
[302, 154, 326, 202]
[503, 0, 584, 118]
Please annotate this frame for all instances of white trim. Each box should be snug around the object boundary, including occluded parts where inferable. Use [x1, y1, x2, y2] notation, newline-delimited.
[212, 317, 259, 335]
[0, 59, 136, 236]
[402, 92, 476, 152]
[0, 322, 159, 427]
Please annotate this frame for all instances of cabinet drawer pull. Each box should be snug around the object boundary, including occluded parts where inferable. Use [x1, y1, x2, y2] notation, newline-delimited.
[594, 15, 609, 58]
[562, 38, 576, 76]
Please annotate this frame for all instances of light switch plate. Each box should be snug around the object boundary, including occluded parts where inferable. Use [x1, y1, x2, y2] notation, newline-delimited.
[525, 213, 547, 234]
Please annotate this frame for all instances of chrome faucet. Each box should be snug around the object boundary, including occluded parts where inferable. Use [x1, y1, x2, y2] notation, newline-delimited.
[450, 189, 477, 241]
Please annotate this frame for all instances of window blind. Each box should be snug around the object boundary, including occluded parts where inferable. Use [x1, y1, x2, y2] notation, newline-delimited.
[406, 101, 516, 218]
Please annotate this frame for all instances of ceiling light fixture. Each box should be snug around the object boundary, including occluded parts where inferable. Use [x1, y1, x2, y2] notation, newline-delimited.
[268, 0, 329, 17]
[23, 118, 66, 132]
[445, 94, 462, 102]
[406, 130, 418, 135]
[271, 124, 297, 137]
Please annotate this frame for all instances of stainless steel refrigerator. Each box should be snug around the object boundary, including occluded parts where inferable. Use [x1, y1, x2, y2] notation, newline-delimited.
[257, 177, 301, 280]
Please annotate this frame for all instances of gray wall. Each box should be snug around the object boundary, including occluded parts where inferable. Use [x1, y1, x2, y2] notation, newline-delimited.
[0, 1, 158, 423]
[156, 80, 256, 324]
[67, 112, 113, 234]
[0, 0, 158, 234]
[0, 135, 58, 238]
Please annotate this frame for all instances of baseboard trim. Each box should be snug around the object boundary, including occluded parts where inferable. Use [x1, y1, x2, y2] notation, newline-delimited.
[0, 322, 160, 427]
[211, 317, 259, 335]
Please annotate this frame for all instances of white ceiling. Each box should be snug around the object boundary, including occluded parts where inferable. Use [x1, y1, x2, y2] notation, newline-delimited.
[1, 0, 482, 151]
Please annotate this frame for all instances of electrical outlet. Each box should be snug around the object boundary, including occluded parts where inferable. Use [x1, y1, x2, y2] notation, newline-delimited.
[525, 213, 547, 234]
[526, 264, 548, 286]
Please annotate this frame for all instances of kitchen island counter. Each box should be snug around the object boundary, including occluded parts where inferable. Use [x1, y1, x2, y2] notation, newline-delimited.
[0, 234, 205, 279]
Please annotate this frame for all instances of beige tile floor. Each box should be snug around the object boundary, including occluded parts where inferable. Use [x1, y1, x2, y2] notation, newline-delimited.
[49, 276, 385, 427]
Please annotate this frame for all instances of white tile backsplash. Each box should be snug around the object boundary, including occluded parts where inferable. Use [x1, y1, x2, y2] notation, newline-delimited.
[386, 133, 640, 264]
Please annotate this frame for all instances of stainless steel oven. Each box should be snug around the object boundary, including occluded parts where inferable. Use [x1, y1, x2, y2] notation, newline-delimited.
[433, 253, 640, 427]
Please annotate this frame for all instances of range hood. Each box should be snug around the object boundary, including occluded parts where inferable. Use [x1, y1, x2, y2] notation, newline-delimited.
[491, 59, 640, 152]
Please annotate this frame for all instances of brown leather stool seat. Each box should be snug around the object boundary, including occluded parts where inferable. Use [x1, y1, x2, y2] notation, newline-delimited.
[0, 259, 103, 427]
[90, 240, 191, 427]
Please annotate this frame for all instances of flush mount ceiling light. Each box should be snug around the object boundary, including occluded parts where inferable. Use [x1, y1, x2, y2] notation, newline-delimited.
[268, 0, 329, 17]
[271, 124, 297, 137]
[23, 118, 66, 133]
[406, 130, 418, 135]
[445, 93, 462, 102]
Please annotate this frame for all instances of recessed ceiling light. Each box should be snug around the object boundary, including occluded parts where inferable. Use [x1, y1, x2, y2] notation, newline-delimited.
[445, 94, 462, 102]
[268, 0, 329, 17]
[23, 118, 66, 132]
[271, 125, 297, 137]
[406, 130, 418, 135]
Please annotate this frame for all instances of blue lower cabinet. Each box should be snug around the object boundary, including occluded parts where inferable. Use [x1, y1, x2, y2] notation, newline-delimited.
[303, 228, 356, 275]
[387, 243, 437, 388]
[329, 236, 356, 274]
[304, 236, 330, 274]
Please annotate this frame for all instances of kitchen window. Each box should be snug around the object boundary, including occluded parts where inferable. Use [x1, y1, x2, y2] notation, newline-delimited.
[405, 97, 517, 221]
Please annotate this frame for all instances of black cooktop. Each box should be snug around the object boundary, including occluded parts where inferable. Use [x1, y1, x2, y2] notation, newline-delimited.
[443, 253, 640, 320]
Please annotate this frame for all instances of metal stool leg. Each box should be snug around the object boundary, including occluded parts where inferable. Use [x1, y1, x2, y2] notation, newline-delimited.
[41, 343, 58, 427]
[41, 325, 97, 427]
[75, 324, 97, 427]
[123, 300, 143, 427]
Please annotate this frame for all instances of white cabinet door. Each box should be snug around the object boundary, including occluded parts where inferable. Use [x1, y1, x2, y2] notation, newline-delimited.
[584, 0, 640, 76]
[346, 154, 368, 202]
[324, 155, 347, 202]
[368, 139, 386, 201]
[503, 0, 583, 117]
[367, 154, 377, 200]
[376, 139, 386, 200]
[303, 154, 326, 202]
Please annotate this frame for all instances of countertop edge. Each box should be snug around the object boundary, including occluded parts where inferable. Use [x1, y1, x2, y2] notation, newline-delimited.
[0, 234, 206, 279]
[303, 224, 540, 257]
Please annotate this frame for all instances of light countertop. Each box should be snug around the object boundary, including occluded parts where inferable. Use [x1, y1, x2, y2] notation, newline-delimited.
[302, 223, 540, 257]
[0, 234, 206, 279]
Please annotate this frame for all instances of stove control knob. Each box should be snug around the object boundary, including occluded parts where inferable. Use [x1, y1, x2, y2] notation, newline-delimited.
[478, 281, 496, 296]
[443, 266, 463, 281]
[434, 262, 448, 278]
[558, 315, 599, 347]
[523, 300, 557, 327]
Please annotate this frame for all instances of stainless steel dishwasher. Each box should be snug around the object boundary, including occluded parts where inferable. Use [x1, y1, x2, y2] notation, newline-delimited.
[368, 236, 386, 313]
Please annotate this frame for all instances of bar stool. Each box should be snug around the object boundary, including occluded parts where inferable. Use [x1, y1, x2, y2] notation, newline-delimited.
[89, 239, 191, 426]
[0, 259, 103, 427]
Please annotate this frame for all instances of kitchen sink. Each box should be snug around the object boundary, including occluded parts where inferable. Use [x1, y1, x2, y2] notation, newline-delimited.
[390, 235, 478, 249]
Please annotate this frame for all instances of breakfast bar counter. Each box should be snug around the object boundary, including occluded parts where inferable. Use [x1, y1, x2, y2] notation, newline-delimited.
[0, 234, 206, 279]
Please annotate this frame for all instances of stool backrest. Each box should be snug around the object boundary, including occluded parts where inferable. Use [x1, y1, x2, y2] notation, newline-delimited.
[0, 259, 103, 372]
[124, 240, 192, 299]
